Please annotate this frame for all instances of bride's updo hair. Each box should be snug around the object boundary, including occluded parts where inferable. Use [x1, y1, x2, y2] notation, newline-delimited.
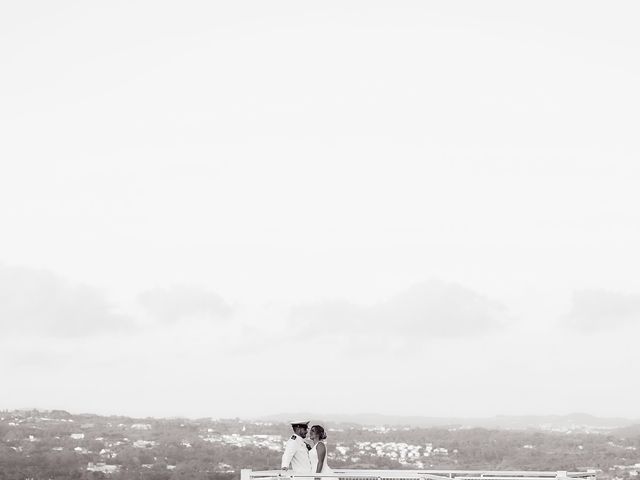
[311, 425, 327, 440]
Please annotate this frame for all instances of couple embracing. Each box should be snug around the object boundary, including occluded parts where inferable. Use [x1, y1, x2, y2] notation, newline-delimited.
[281, 420, 333, 478]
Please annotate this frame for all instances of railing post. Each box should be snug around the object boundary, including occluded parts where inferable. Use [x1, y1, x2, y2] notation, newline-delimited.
[241, 469, 251, 480]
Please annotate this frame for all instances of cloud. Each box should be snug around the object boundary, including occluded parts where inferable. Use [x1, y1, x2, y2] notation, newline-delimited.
[137, 285, 232, 324]
[5, 346, 75, 369]
[565, 289, 640, 332]
[0, 264, 133, 337]
[289, 280, 507, 342]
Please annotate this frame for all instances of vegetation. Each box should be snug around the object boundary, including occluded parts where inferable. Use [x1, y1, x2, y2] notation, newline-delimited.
[1, 410, 639, 480]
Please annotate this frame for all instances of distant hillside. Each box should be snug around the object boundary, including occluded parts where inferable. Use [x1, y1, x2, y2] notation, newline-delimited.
[260, 412, 638, 432]
[614, 423, 640, 438]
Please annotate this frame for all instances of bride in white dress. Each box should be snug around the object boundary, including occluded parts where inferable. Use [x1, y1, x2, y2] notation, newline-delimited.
[308, 425, 334, 480]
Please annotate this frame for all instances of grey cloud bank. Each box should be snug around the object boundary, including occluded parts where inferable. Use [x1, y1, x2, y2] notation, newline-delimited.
[565, 289, 640, 332]
[0, 265, 233, 338]
[289, 280, 508, 341]
[2, 261, 640, 418]
[6, 262, 637, 345]
[138, 285, 233, 324]
[0, 264, 132, 337]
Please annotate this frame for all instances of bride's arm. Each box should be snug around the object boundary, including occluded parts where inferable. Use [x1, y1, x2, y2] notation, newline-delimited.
[315, 442, 326, 474]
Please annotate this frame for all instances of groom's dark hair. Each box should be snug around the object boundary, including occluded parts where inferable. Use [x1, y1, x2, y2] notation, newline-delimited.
[311, 425, 327, 440]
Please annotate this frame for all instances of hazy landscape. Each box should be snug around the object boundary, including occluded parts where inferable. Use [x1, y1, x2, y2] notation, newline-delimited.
[261, 413, 640, 432]
[2, 409, 640, 480]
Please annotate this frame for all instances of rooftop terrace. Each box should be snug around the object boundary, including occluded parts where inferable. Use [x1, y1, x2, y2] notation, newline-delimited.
[244, 469, 598, 480]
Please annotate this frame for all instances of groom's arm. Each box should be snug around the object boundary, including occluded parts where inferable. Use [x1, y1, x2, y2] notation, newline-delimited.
[281, 437, 296, 469]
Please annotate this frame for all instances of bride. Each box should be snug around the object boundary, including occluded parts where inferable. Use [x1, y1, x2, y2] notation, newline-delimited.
[308, 425, 333, 479]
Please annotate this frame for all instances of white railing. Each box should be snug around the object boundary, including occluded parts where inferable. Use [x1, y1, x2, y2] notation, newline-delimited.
[242, 470, 598, 480]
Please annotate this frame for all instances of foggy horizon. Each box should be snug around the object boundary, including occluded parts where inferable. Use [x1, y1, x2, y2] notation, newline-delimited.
[4, 405, 638, 425]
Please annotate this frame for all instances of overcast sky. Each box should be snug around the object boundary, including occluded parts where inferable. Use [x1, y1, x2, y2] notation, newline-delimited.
[1, 1, 640, 420]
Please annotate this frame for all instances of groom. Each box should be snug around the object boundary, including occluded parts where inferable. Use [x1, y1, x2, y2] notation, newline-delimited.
[281, 420, 312, 473]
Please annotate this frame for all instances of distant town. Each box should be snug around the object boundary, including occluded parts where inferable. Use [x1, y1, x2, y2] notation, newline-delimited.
[1, 409, 640, 480]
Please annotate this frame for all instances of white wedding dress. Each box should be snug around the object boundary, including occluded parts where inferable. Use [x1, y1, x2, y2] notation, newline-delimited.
[309, 441, 334, 480]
